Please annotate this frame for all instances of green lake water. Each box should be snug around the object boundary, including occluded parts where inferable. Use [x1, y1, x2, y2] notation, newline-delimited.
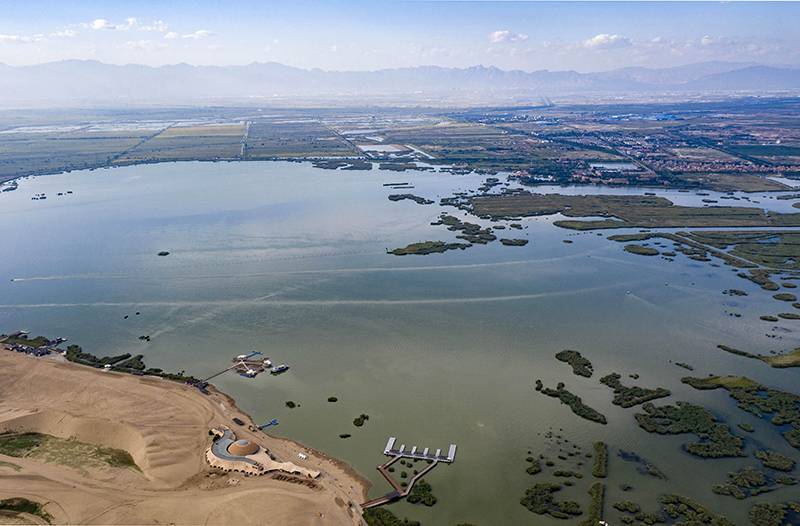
[1, 161, 799, 525]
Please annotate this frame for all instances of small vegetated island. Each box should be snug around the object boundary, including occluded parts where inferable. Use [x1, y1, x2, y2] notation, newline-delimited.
[716, 344, 800, 368]
[600, 373, 671, 408]
[682, 375, 800, 448]
[555, 350, 594, 378]
[537, 381, 607, 425]
[635, 401, 745, 458]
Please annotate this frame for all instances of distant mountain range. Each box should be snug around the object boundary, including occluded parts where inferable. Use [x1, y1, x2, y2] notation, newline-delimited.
[1, 60, 798, 105]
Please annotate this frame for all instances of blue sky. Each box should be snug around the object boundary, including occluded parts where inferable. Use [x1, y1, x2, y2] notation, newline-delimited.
[1, 1, 798, 72]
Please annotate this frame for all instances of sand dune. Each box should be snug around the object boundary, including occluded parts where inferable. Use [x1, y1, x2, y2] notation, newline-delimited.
[0, 351, 370, 525]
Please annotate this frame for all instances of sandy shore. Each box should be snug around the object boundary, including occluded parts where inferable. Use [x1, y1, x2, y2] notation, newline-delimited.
[0, 350, 371, 525]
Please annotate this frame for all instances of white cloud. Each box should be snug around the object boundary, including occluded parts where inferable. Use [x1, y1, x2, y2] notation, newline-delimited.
[139, 20, 168, 32]
[182, 30, 215, 40]
[89, 18, 137, 31]
[51, 30, 78, 38]
[488, 30, 528, 44]
[90, 19, 115, 30]
[581, 34, 632, 49]
[164, 32, 180, 40]
[0, 34, 45, 44]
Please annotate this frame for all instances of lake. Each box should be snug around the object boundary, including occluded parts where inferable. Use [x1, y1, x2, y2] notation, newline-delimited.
[1, 161, 799, 525]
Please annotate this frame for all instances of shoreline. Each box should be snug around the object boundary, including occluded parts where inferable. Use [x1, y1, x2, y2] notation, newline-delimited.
[0, 348, 370, 525]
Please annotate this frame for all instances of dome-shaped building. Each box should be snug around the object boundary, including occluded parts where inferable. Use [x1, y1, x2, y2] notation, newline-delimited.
[227, 439, 258, 456]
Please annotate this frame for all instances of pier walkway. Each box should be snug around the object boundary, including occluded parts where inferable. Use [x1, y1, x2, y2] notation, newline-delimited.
[360, 437, 456, 509]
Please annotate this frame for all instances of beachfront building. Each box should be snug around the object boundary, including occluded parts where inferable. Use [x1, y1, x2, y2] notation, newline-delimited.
[206, 426, 319, 478]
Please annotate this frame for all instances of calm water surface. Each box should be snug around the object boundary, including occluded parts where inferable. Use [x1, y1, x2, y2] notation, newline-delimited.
[2, 162, 799, 525]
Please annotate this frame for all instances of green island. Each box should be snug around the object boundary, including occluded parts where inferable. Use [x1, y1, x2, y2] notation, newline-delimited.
[614, 501, 640, 513]
[634, 402, 745, 458]
[607, 232, 754, 267]
[739, 422, 755, 432]
[499, 238, 528, 246]
[749, 502, 800, 526]
[520, 482, 582, 519]
[526, 457, 541, 475]
[539, 383, 607, 425]
[577, 482, 604, 526]
[755, 450, 796, 472]
[285, 401, 296, 408]
[0, 432, 138, 473]
[467, 193, 800, 231]
[760, 316, 780, 322]
[388, 241, 471, 256]
[406, 479, 437, 506]
[328, 396, 338, 402]
[555, 350, 594, 378]
[716, 345, 800, 368]
[684, 231, 800, 270]
[0, 498, 52, 524]
[388, 194, 434, 205]
[660, 494, 736, 526]
[599, 373, 671, 408]
[353, 413, 369, 427]
[711, 467, 768, 499]
[432, 215, 496, 244]
[774, 293, 797, 302]
[592, 442, 607, 478]
[682, 376, 800, 448]
[623, 244, 659, 256]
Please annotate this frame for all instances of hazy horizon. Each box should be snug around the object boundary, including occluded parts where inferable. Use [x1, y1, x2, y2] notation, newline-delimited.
[2, 1, 799, 74]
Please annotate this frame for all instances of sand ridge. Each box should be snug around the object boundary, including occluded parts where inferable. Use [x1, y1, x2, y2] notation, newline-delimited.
[0, 350, 370, 525]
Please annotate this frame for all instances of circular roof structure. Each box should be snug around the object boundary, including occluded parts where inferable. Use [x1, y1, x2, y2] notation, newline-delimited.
[227, 439, 258, 456]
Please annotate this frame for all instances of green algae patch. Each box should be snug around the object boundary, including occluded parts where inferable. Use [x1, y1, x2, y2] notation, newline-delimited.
[555, 350, 593, 378]
[634, 402, 745, 458]
[600, 373, 670, 408]
[624, 244, 659, 256]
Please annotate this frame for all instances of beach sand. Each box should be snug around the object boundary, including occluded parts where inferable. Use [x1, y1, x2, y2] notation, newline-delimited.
[0, 350, 371, 525]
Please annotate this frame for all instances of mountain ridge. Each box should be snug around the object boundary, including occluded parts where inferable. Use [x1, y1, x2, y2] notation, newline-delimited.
[0, 60, 798, 104]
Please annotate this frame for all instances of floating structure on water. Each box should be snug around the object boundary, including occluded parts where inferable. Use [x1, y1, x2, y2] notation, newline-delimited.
[382, 437, 457, 463]
[199, 351, 288, 383]
[361, 437, 457, 509]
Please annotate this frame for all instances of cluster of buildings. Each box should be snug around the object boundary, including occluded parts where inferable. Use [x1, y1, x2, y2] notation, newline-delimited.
[206, 426, 319, 479]
[2, 331, 66, 358]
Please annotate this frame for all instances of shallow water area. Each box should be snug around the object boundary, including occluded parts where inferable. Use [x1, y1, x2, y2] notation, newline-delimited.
[2, 161, 800, 525]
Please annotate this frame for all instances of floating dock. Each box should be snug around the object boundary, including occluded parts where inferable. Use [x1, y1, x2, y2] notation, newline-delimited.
[361, 437, 457, 509]
[383, 437, 456, 463]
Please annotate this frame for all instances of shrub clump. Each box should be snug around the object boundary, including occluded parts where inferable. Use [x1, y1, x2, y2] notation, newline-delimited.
[755, 450, 796, 471]
[555, 350, 594, 378]
[592, 441, 607, 478]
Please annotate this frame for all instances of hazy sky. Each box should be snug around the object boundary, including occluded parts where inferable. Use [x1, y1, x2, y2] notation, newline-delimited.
[1, 1, 798, 73]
